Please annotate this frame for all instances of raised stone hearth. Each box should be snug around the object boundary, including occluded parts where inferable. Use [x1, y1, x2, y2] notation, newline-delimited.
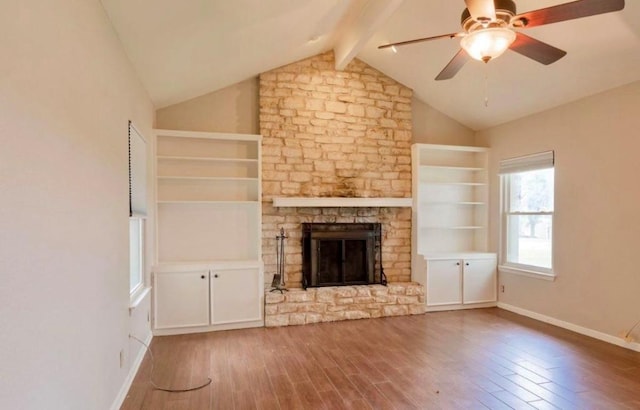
[265, 283, 425, 327]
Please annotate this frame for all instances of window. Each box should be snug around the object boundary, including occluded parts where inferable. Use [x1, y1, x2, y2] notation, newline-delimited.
[500, 151, 555, 277]
[129, 217, 144, 294]
[129, 121, 147, 296]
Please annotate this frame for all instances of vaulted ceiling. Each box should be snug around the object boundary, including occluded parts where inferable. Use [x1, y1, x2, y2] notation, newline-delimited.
[101, 0, 640, 130]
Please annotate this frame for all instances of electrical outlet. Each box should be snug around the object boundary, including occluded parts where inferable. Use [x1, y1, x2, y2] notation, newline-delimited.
[119, 349, 125, 368]
[500, 285, 505, 293]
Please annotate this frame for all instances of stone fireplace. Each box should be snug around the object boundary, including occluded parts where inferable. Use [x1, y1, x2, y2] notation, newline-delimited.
[259, 52, 424, 326]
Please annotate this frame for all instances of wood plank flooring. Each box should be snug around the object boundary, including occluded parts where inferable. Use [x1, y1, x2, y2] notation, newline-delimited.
[121, 308, 640, 409]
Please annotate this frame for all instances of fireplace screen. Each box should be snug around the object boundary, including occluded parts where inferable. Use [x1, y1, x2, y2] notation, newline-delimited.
[302, 223, 386, 289]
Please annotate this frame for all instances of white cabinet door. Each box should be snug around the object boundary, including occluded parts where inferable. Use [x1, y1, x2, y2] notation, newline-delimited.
[154, 271, 210, 329]
[211, 268, 261, 325]
[462, 258, 497, 304]
[426, 259, 462, 306]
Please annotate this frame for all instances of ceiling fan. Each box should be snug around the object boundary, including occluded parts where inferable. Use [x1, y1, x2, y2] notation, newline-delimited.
[378, 0, 625, 80]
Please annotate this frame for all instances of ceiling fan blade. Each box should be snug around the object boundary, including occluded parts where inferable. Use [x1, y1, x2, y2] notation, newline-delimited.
[378, 33, 463, 49]
[435, 49, 470, 81]
[465, 0, 497, 22]
[510, 32, 567, 65]
[515, 0, 624, 28]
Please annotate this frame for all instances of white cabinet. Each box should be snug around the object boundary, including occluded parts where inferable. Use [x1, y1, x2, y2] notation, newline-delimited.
[154, 270, 210, 329]
[211, 268, 261, 325]
[462, 258, 497, 304]
[425, 255, 497, 310]
[426, 260, 462, 306]
[153, 263, 264, 335]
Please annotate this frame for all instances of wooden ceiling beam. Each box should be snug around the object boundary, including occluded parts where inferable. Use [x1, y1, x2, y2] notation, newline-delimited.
[333, 0, 404, 71]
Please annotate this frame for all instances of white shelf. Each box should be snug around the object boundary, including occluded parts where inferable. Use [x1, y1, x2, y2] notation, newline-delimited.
[157, 177, 258, 202]
[158, 155, 258, 163]
[272, 197, 412, 208]
[420, 252, 497, 260]
[421, 202, 485, 206]
[422, 226, 486, 230]
[158, 176, 257, 182]
[158, 200, 259, 205]
[157, 156, 258, 179]
[155, 129, 262, 142]
[422, 182, 486, 186]
[417, 143, 489, 152]
[153, 260, 262, 273]
[421, 165, 483, 171]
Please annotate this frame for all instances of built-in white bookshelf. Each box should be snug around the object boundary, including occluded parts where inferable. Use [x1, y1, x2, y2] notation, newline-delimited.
[411, 143, 496, 311]
[153, 130, 264, 334]
[155, 130, 262, 263]
[412, 144, 489, 255]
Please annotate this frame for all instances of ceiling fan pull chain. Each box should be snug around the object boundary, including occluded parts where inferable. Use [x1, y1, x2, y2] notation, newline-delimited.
[484, 63, 489, 107]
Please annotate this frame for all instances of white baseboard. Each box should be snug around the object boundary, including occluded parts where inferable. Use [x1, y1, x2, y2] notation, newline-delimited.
[426, 302, 497, 312]
[110, 332, 153, 410]
[497, 302, 640, 353]
[153, 319, 264, 336]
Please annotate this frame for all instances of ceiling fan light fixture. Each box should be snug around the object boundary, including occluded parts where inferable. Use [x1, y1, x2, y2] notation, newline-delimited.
[460, 27, 516, 62]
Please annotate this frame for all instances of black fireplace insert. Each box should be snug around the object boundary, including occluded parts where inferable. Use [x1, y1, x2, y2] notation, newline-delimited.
[301, 223, 386, 289]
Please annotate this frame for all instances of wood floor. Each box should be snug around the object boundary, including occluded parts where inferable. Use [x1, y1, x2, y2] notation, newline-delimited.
[122, 308, 640, 409]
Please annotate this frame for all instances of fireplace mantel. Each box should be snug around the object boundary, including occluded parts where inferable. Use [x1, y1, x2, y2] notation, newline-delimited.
[272, 197, 412, 208]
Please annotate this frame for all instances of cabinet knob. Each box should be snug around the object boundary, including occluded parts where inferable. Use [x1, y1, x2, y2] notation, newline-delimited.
[201, 275, 205, 279]
[214, 274, 219, 278]
[465, 263, 470, 266]
[456, 262, 460, 266]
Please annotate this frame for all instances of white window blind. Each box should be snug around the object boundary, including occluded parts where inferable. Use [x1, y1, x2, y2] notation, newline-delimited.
[129, 121, 147, 217]
[499, 151, 554, 175]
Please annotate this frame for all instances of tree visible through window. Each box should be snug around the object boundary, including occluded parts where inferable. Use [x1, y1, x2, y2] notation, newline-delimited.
[506, 169, 554, 269]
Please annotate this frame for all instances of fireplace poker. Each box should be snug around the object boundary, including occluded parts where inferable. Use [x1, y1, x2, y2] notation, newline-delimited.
[271, 227, 288, 293]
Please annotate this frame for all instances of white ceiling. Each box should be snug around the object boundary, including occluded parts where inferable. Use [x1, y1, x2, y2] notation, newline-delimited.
[101, 0, 640, 130]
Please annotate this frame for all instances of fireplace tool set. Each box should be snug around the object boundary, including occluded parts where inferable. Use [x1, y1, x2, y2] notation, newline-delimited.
[270, 227, 288, 293]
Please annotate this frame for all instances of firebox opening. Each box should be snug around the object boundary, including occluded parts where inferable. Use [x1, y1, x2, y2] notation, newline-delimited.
[302, 223, 386, 289]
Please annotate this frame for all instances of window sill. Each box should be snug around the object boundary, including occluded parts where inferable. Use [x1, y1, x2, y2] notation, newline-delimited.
[499, 265, 556, 281]
[129, 286, 151, 312]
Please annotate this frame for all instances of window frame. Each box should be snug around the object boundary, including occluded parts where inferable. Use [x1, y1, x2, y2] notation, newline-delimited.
[499, 152, 556, 281]
[128, 121, 149, 303]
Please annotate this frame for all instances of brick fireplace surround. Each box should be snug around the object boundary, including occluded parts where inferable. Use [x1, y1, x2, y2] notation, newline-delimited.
[259, 52, 424, 326]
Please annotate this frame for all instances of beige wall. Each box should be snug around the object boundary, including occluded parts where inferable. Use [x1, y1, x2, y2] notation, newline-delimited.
[476, 81, 640, 340]
[0, 1, 154, 408]
[156, 78, 475, 148]
[156, 77, 259, 134]
[413, 98, 476, 146]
